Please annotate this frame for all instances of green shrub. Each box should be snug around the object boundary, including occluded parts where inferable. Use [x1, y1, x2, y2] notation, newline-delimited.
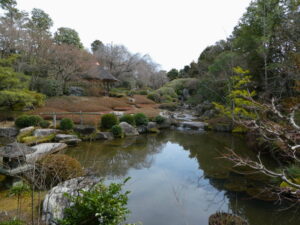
[154, 115, 166, 124]
[32, 78, 63, 97]
[138, 90, 148, 95]
[111, 125, 123, 138]
[0, 219, 24, 225]
[147, 92, 161, 103]
[39, 120, 50, 128]
[120, 114, 135, 126]
[60, 118, 74, 130]
[57, 179, 131, 225]
[15, 115, 43, 128]
[101, 113, 118, 130]
[134, 113, 149, 126]
[159, 103, 177, 111]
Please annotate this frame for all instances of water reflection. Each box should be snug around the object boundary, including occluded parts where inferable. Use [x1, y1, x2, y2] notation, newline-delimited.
[66, 130, 300, 225]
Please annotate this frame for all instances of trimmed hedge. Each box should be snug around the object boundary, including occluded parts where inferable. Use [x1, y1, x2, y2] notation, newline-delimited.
[120, 114, 135, 126]
[60, 118, 74, 130]
[134, 113, 149, 126]
[154, 115, 166, 124]
[39, 120, 50, 128]
[101, 113, 118, 130]
[111, 125, 123, 138]
[15, 115, 43, 128]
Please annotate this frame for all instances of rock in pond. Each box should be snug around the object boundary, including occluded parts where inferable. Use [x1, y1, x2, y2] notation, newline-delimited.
[26, 143, 67, 163]
[55, 134, 81, 145]
[119, 122, 139, 136]
[157, 119, 172, 129]
[0, 127, 19, 137]
[74, 125, 96, 135]
[34, 129, 57, 137]
[147, 122, 159, 133]
[94, 132, 114, 140]
[137, 125, 147, 134]
[43, 176, 101, 225]
[209, 212, 248, 225]
[181, 121, 208, 130]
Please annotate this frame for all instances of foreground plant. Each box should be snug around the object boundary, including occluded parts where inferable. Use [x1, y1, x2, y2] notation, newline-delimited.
[58, 178, 132, 225]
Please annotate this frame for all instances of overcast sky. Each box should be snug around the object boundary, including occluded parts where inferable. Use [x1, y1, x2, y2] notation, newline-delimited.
[17, 0, 252, 71]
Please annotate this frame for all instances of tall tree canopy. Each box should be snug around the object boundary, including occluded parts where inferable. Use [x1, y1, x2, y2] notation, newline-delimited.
[54, 27, 83, 49]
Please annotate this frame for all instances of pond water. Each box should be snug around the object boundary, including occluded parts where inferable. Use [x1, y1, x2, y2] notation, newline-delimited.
[66, 130, 300, 225]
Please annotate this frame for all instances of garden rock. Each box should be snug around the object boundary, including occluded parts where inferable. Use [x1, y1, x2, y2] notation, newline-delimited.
[43, 176, 101, 225]
[55, 134, 81, 145]
[137, 125, 147, 134]
[119, 122, 139, 136]
[68, 86, 85, 96]
[74, 125, 96, 135]
[27, 143, 67, 163]
[157, 121, 171, 129]
[19, 126, 35, 135]
[181, 121, 207, 130]
[209, 212, 248, 225]
[182, 88, 190, 100]
[147, 122, 159, 133]
[94, 132, 114, 140]
[33, 129, 57, 137]
[0, 127, 19, 137]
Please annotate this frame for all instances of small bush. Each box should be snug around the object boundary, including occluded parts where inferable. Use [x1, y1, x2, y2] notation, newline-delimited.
[101, 113, 118, 130]
[37, 154, 84, 187]
[138, 90, 148, 95]
[159, 103, 177, 111]
[147, 92, 161, 103]
[120, 114, 135, 126]
[39, 120, 50, 128]
[60, 118, 74, 130]
[111, 125, 123, 138]
[15, 115, 43, 128]
[32, 78, 63, 97]
[154, 115, 166, 124]
[57, 179, 131, 225]
[134, 113, 149, 126]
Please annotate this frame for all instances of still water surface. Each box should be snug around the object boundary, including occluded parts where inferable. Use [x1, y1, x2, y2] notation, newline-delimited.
[66, 130, 299, 225]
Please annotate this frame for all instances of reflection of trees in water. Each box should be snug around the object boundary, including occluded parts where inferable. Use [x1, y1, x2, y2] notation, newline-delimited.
[169, 130, 300, 225]
[67, 133, 168, 178]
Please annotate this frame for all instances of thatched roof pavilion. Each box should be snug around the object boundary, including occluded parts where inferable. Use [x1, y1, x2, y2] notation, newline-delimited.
[82, 66, 118, 95]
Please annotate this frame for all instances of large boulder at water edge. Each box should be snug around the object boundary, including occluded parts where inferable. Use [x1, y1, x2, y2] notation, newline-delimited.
[119, 122, 139, 136]
[55, 134, 81, 146]
[0, 127, 19, 137]
[137, 125, 147, 134]
[147, 122, 159, 133]
[42, 176, 100, 225]
[94, 131, 114, 140]
[181, 121, 207, 130]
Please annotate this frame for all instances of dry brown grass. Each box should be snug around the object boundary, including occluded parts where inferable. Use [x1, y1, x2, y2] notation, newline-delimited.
[31, 95, 160, 124]
[0, 190, 46, 224]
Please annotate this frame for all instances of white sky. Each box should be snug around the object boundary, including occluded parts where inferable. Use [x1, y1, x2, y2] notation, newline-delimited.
[17, 0, 252, 71]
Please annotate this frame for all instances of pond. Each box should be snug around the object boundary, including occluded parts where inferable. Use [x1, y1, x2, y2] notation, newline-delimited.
[66, 130, 300, 225]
